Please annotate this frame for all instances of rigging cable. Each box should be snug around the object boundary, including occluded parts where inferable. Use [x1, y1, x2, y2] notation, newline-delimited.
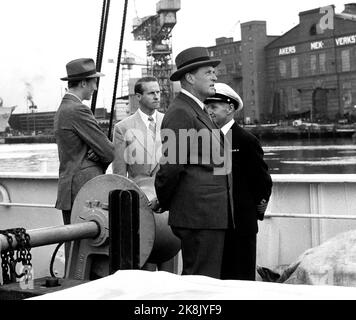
[107, 0, 129, 140]
[91, 0, 111, 114]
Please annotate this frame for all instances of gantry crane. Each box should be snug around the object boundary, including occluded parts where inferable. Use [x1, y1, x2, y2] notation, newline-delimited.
[120, 49, 148, 97]
[132, 0, 180, 112]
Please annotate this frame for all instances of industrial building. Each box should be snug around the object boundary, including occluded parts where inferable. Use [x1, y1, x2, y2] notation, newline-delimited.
[266, 3, 356, 123]
[207, 22, 278, 123]
[8, 107, 116, 135]
[207, 3, 356, 124]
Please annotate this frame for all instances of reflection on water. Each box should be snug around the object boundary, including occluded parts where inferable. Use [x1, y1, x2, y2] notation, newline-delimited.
[0, 143, 59, 173]
[263, 138, 356, 174]
[0, 138, 355, 174]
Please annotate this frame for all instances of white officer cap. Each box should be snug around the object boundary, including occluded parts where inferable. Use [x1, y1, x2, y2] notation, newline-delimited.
[205, 83, 243, 111]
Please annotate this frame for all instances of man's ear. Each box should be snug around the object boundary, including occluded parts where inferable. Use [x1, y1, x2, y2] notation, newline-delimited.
[136, 93, 142, 102]
[227, 103, 235, 115]
[184, 73, 194, 85]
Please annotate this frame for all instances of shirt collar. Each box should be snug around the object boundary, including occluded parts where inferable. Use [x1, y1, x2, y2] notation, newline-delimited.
[66, 92, 82, 103]
[181, 88, 205, 110]
[221, 119, 235, 135]
[138, 108, 157, 128]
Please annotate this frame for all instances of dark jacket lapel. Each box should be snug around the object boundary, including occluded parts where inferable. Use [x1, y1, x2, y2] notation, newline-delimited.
[179, 92, 224, 146]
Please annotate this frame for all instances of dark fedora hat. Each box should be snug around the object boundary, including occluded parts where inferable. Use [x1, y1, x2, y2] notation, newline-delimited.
[60, 58, 105, 81]
[170, 47, 221, 81]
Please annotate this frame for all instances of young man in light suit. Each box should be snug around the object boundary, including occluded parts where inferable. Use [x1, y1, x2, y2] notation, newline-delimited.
[153, 47, 234, 279]
[54, 58, 114, 268]
[205, 83, 272, 280]
[112, 76, 163, 180]
[112, 76, 177, 272]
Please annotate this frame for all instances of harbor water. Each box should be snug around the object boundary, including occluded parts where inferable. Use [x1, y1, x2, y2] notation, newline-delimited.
[0, 138, 355, 174]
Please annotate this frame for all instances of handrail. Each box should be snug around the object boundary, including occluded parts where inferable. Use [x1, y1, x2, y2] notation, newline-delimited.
[265, 213, 356, 220]
[1, 200, 356, 220]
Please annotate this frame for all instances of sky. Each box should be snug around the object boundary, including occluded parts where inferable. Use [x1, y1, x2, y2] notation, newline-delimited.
[0, 0, 349, 113]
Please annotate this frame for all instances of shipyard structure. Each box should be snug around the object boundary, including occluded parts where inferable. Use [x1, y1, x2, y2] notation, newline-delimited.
[208, 3, 356, 124]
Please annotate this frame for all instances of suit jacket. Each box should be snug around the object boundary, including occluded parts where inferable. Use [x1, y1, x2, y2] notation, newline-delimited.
[54, 94, 114, 210]
[229, 121, 272, 235]
[154, 92, 233, 229]
[112, 110, 164, 179]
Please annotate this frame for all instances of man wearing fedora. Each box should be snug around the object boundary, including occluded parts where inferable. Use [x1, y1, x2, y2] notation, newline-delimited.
[205, 83, 272, 280]
[54, 58, 114, 268]
[154, 47, 233, 279]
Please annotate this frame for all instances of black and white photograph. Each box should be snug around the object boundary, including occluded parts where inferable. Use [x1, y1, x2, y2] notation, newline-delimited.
[1, 0, 356, 304]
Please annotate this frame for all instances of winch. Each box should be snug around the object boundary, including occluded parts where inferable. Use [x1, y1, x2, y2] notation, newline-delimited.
[0, 174, 180, 299]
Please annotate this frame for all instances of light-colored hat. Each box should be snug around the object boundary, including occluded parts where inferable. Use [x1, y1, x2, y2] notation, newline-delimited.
[60, 58, 104, 81]
[205, 83, 243, 111]
[170, 47, 221, 81]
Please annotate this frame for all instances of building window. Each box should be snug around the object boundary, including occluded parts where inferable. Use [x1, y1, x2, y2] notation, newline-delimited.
[319, 53, 326, 73]
[309, 24, 317, 35]
[311, 54, 317, 75]
[341, 49, 350, 72]
[291, 57, 299, 78]
[279, 60, 287, 78]
[210, 51, 214, 57]
[291, 88, 302, 111]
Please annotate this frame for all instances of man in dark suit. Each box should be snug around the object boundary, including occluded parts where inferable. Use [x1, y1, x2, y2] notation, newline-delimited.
[154, 47, 234, 279]
[54, 58, 114, 266]
[205, 83, 272, 280]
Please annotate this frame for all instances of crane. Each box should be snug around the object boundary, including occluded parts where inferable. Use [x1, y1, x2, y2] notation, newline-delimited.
[131, 0, 180, 112]
[120, 49, 148, 97]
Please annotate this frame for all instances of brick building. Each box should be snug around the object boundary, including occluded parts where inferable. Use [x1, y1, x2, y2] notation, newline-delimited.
[207, 23, 277, 123]
[266, 3, 356, 122]
[207, 3, 356, 124]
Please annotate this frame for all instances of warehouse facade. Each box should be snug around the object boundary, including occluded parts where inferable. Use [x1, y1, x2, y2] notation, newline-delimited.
[207, 3, 356, 124]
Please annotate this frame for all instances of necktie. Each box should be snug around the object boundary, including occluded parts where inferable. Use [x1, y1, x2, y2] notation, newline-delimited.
[148, 116, 157, 168]
[148, 116, 156, 139]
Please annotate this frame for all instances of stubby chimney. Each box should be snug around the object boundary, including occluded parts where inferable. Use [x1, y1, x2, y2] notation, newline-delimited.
[342, 3, 356, 14]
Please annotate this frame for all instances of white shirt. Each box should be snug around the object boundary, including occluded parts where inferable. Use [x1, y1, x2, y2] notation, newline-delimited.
[138, 108, 157, 130]
[181, 88, 205, 110]
[221, 119, 235, 136]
